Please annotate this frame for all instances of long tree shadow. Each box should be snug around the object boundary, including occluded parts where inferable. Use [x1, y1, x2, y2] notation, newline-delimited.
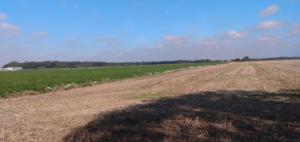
[64, 90, 300, 142]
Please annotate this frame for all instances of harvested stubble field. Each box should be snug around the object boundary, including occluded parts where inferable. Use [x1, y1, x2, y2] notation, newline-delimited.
[0, 60, 300, 142]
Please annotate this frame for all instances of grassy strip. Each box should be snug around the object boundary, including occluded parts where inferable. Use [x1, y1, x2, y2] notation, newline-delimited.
[0, 62, 223, 97]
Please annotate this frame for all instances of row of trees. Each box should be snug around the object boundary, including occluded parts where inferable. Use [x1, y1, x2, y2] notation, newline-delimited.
[231, 56, 300, 62]
[231, 56, 251, 62]
[3, 59, 215, 69]
[5, 56, 299, 69]
[3, 61, 108, 69]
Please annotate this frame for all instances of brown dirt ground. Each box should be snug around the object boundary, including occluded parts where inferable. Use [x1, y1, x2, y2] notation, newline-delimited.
[0, 60, 300, 142]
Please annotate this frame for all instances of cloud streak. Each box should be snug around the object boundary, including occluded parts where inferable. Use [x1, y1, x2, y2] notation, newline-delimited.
[257, 21, 281, 30]
[260, 5, 279, 16]
[224, 31, 247, 39]
[0, 13, 21, 38]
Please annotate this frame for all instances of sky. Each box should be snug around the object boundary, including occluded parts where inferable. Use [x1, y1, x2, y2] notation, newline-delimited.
[0, 0, 300, 66]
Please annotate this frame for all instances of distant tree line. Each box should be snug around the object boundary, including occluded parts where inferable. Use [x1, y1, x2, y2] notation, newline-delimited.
[3, 61, 107, 69]
[4, 56, 299, 69]
[3, 59, 219, 69]
[231, 56, 300, 62]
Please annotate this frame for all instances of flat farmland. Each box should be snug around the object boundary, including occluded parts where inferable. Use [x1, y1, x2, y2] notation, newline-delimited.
[0, 60, 300, 142]
[0, 62, 221, 97]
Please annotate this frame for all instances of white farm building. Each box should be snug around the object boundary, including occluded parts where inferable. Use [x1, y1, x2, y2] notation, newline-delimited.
[0, 67, 23, 71]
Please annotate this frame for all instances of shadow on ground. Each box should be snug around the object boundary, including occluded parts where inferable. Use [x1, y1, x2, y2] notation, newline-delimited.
[64, 90, 300, 142]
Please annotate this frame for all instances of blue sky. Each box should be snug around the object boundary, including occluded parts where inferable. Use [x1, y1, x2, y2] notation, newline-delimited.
[0, 0, 300, 66]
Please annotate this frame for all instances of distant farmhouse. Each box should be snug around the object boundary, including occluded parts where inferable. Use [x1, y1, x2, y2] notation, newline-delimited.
[0, 67, 23, 72]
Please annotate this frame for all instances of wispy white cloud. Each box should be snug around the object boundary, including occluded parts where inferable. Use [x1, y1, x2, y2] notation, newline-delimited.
[260, 5, 279, 16]
[0, 22, 21, 37]
[257, 21, 282, 30]
[0, 13, 21, 38]
[162, 35, 192, 46]
[163, 35, 189, 42]
[224, 30, 247, 38]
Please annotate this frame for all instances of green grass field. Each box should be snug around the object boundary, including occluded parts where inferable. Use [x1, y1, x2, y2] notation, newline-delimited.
[0, 62, 222, 97]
